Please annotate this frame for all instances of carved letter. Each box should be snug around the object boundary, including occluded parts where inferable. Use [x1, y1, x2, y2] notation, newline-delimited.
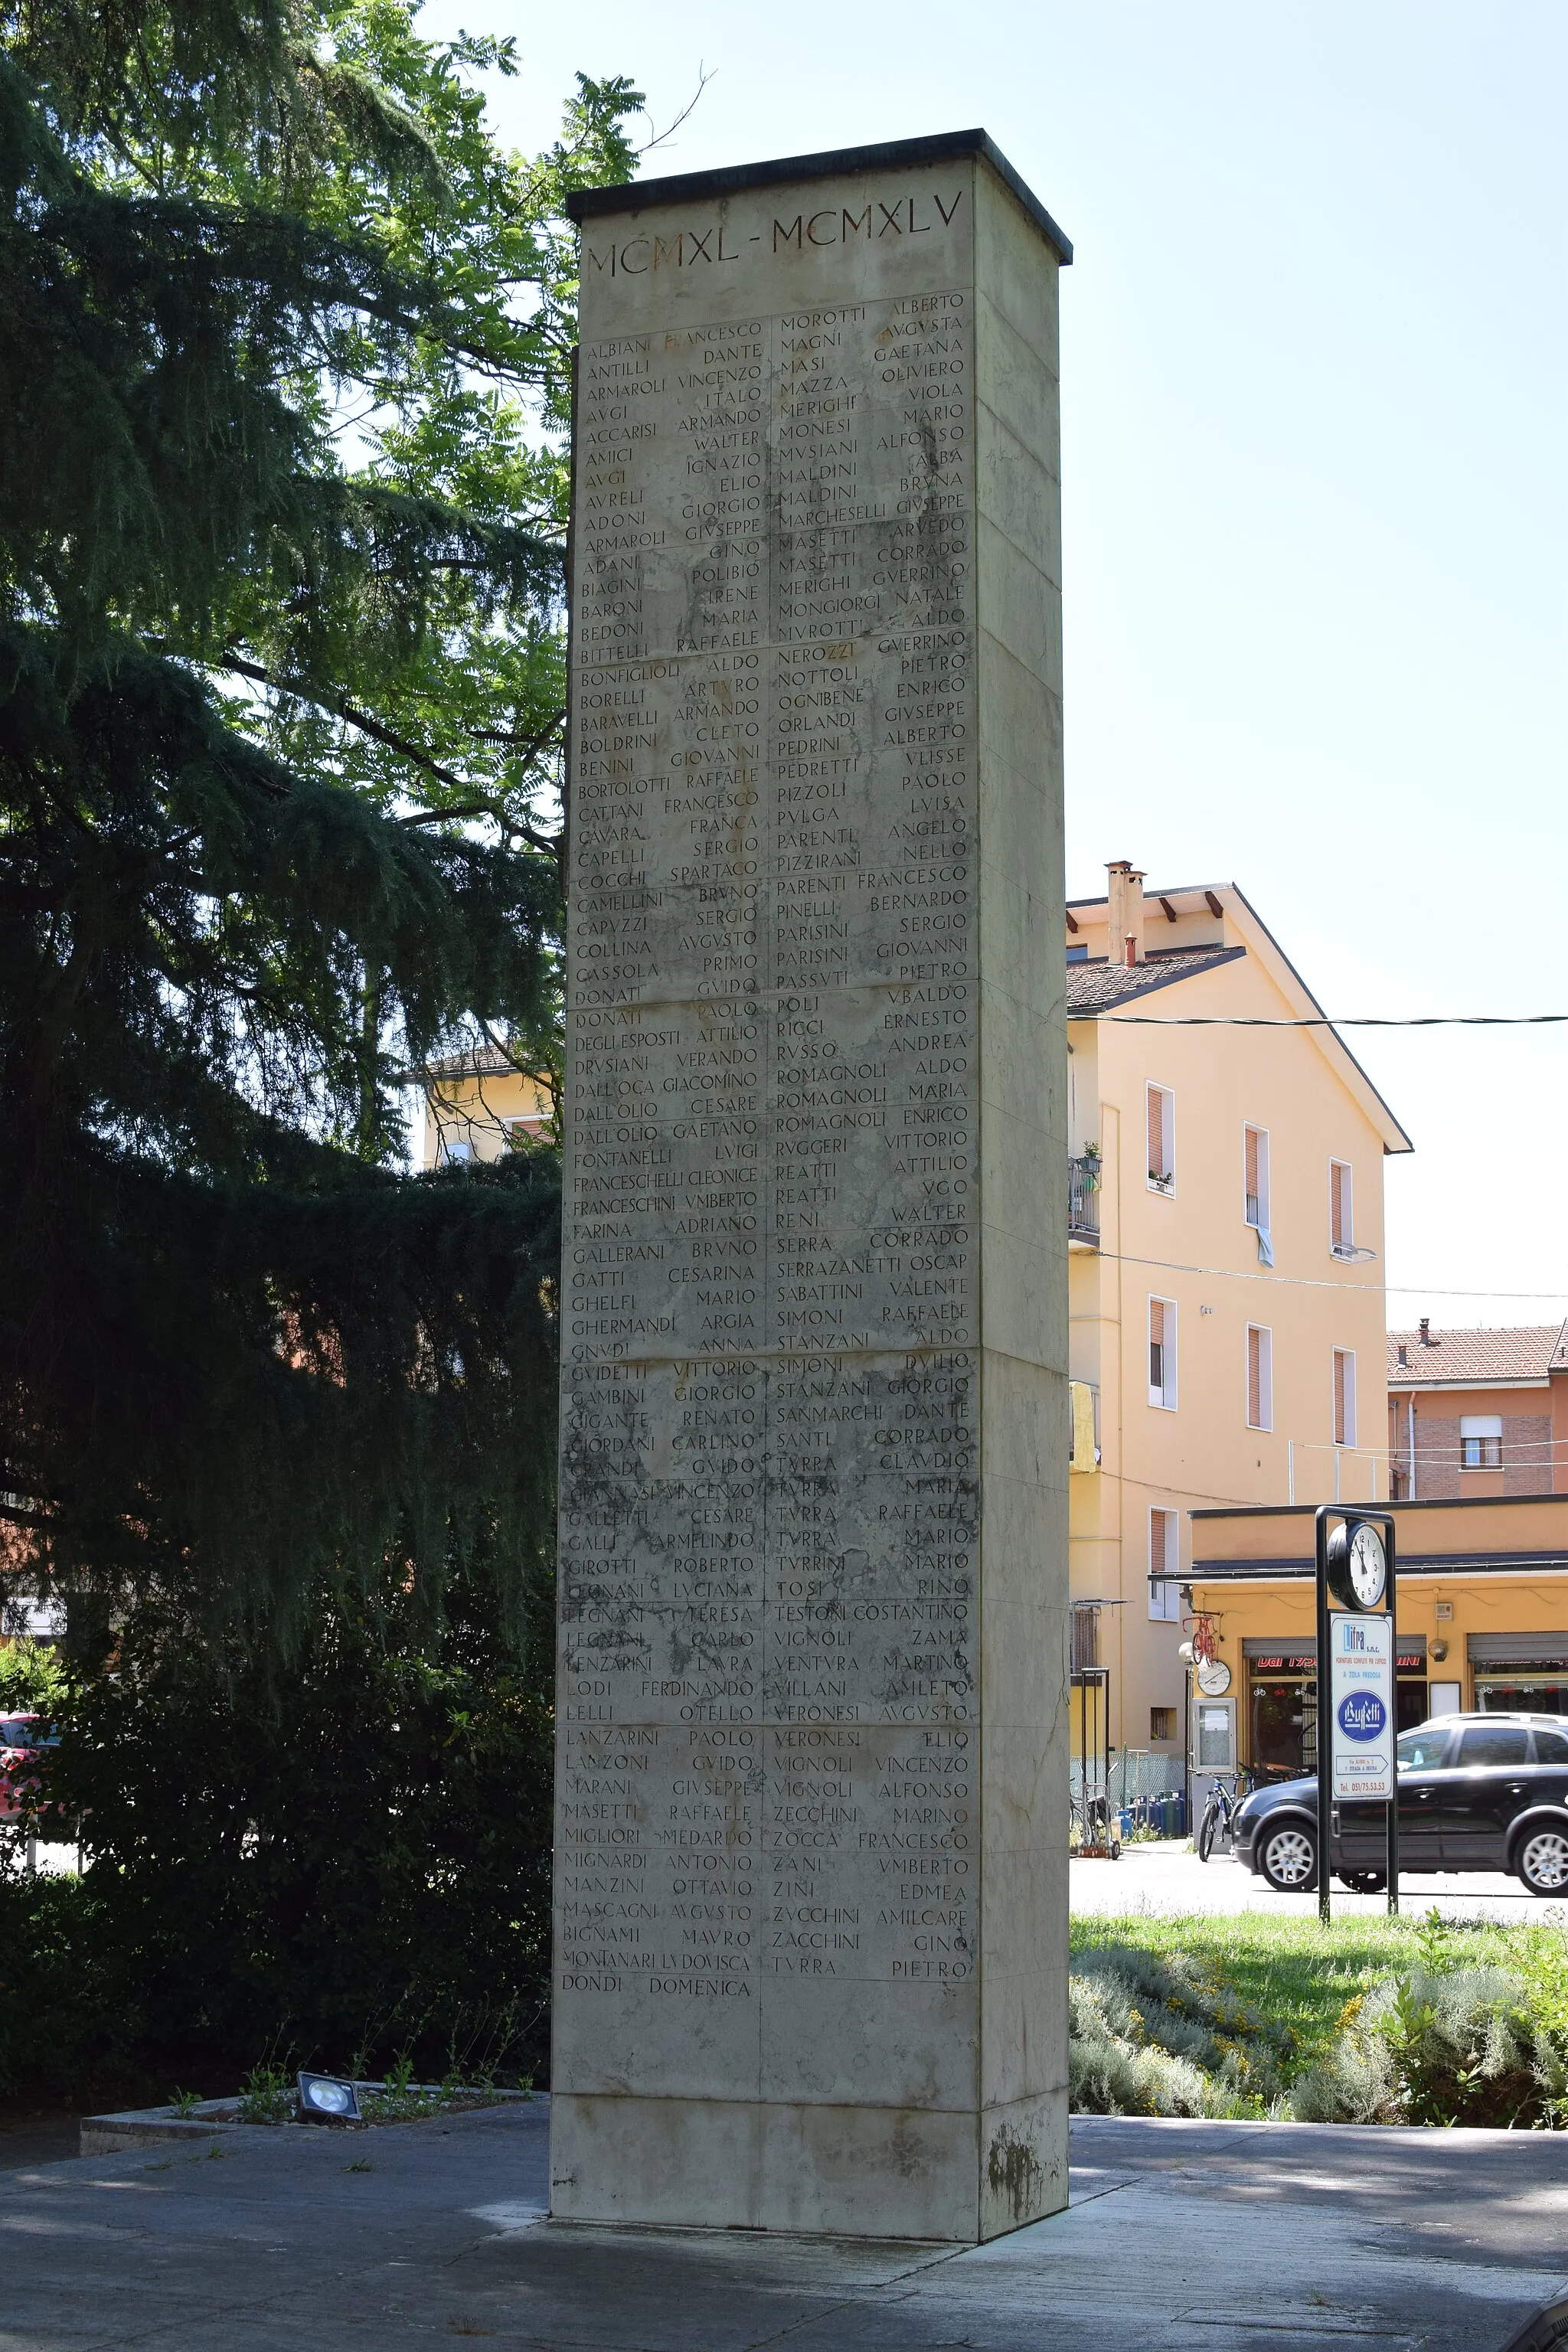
[878, 203, 903, 237]
[807, 211, 838, 247]
[685, 227, 714, 264]
[621, 239, 651, 273]
[774, 217, 804, 250]
[842, 206, 872, 241]
[933, 189, 965, 226]
[653, 234, 682, 270]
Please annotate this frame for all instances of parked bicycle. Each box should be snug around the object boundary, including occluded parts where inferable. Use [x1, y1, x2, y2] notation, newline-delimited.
[1197, 1773, 1241, 1860]
[1197, 1764, 1295, 1860]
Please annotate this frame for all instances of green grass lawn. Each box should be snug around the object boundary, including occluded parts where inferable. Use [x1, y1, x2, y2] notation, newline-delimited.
[1070, 1909, 1568, 2074]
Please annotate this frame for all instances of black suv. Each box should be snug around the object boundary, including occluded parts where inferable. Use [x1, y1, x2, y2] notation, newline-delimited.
[1232, 1714, 1568, 1896]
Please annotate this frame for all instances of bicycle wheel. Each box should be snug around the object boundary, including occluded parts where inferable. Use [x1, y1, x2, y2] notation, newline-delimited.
[1197, 1802, 1219, 1861]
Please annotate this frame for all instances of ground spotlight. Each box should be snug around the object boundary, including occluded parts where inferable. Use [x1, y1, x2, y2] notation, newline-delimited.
[298, 2073, 361, 2123]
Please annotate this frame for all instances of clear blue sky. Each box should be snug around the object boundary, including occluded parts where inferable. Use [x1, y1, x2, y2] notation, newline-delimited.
[426, 0, 1568, 1327]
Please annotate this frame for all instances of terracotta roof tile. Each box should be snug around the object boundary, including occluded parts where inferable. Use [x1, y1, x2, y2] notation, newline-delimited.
[1066, 946, 1244, 1015]
[420, 1044, 515, 1082]
[1387, 1324, 1568, 1384]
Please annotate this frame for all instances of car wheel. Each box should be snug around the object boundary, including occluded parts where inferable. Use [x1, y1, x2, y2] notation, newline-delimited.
[1515, 1825, 1568, 1897]
[1338, 1871, 1387, 1895]
[1257, 1821, 1317, 1893]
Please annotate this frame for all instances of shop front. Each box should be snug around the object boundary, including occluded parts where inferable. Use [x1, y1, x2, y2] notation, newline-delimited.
[1468, 1634, 1568, 1717]
[1242, 1635, 1429, 1776]
[1185, 1494, 1568, 1778]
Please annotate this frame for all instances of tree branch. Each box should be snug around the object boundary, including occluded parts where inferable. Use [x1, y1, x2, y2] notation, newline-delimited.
[211, 654, 474, 795]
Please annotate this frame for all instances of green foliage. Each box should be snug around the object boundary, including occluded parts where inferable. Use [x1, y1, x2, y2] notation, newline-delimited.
[0, 1638, 64, 1716]
[1290, 1965, 1568, 2128]
[0, 1875, 136, 2095]
[0, 0, 642, 1638]
[1069, 1946, 1291, 2118]
[237, 2060, 293, 2122]
[1071, 1913, 1568, 2128]
[0, 1555, 552, 2101]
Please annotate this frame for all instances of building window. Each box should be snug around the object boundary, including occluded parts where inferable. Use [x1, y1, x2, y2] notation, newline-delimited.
[1071, 1604, 1100, 1673]
[1244, 1122, 1274, 1264]
[1243, 1124, 1270, 1232]
[1330, 1159, 1354, 1257]
[1460, 1414, 1503, 1470]
[1148, 1296, 1178, 1410]
[1147, 1084, 1175, 1192]
[1069, 1380, 1099, 1473]
[1246, 1325, 1273, 1431]
[1148, 1508, 1181, 1618]
[1151, 1707, 1176, 1742]
[1067, 942, 1089, 963]
[1333, 1348, 1357, 1447]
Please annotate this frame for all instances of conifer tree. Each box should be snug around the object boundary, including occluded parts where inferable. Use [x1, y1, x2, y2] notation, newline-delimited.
[0, 0, 638, 1647]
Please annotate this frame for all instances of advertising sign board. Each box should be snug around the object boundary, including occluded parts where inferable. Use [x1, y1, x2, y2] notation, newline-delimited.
[1328, 1611, 1394, 1802]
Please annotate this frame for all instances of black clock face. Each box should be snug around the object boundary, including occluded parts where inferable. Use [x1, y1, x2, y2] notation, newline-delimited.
[1327, 1519, 1387, 1612]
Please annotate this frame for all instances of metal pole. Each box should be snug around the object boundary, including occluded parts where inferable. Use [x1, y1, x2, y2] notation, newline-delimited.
[1315, 1506, 1332, 1925]
[1386, 1517, 1400, 1917]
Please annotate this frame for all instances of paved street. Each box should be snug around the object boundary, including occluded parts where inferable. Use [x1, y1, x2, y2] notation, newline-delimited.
[0, 2096, 1563, 2348]
[1073, 1836, 1563, 1922]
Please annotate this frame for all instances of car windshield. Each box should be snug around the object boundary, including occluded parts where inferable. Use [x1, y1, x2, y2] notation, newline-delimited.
[1396, 1729, 1452, 1771]
[0, 1719, 34, 1746]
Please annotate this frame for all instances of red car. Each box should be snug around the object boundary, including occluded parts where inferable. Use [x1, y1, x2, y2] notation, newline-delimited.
[0, 1715, 56, 1821]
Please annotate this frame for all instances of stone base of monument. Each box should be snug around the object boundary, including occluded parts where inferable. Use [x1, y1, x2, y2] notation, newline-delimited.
[548, 2085, 1067, 2239]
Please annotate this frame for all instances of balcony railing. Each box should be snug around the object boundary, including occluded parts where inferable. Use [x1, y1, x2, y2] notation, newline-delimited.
[1069, 1153, 1101, 1244]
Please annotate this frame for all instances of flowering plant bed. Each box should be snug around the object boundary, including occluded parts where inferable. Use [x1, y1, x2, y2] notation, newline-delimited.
[80, 2077, 531, 2155]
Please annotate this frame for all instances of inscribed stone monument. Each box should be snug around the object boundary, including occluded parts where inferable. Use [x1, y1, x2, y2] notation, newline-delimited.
[553, 129, 1071, 2243]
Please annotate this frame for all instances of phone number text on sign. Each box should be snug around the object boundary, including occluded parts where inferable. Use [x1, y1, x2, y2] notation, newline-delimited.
[1329, 1612, 1395, 1802]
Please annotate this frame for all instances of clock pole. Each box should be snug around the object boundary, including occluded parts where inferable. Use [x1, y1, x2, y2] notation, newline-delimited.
[1315, 1506, 1400, 1926]
[1385, 1521, 1400, 1916]
[1314, 1508, 1333, 1926]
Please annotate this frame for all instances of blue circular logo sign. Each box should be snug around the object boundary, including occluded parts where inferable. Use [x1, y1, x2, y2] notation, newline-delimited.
[1338, 1692, 1387, 1743]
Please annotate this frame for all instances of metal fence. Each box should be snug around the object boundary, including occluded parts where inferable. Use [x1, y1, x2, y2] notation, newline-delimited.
[1070, 1746, 1187, 1838]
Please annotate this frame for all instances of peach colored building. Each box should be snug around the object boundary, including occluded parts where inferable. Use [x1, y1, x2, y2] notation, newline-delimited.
[417, 1046, 554, 1168]
[1387, 1321, 1568, 1499]
[1067, 862, 1411, 1774]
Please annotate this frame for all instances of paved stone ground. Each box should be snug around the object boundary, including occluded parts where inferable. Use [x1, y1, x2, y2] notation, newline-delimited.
[0, 2098, 81, 2174]
[1073, 1838, 1566, 1921]
[0, 2096, 1564, 2348]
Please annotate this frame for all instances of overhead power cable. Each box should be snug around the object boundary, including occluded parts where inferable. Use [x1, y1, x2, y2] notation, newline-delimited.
[1096, 1250, 1568, 1302]
[1107, 1014, 1568, 1027]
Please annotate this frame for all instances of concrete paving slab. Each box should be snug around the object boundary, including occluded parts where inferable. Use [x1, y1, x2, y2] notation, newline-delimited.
[0, 2095, 1562, 2348]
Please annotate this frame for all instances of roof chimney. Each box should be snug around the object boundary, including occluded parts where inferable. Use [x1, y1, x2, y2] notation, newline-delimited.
[1419, 1318, 1431, 1347]
[1106, 861, 1145, 968]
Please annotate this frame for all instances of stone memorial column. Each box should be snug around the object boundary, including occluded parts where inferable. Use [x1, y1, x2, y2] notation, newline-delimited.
[553, 129, 1070, 2243]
